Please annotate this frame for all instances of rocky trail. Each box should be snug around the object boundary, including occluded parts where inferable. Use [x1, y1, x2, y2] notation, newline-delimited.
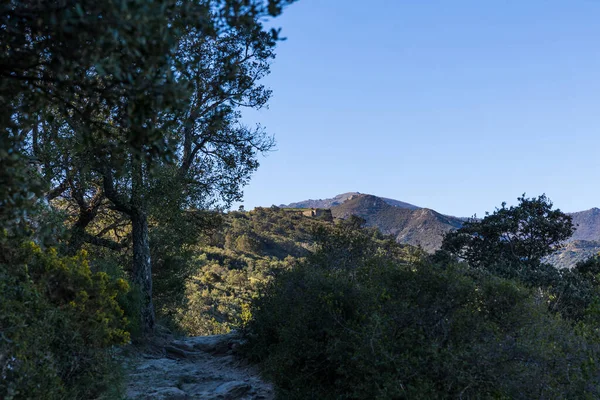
[124, 332, 274, 400]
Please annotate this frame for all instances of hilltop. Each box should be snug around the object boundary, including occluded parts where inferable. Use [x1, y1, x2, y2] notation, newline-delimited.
[282, 192, 420, 210]
[283, 192, 463, 252]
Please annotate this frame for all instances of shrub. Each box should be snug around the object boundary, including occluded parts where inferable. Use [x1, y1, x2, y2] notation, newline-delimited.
[244, 228, 599, 399]
[175, 250, 291, 335]
[0, 237, 129, 399]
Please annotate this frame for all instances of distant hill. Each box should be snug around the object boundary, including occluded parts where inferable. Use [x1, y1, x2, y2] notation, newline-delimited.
[281, 193, 600, 267]
[543, 208, 600, 268]
[282, 192, 420, 210]
[569, 208, 600, 241]
[545, 240, 600, 269]
[329, 194, 463, 252]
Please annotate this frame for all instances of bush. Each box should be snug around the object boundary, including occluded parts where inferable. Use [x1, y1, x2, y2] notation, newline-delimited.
[0, 237, 129, 399]
[175, 250, 292, 335]
[244, 228, 599, 399]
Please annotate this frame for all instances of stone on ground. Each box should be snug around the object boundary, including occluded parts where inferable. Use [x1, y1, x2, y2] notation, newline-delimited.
[124, 332, 273, 400]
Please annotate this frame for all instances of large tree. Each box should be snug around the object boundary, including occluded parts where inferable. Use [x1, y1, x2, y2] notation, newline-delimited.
[4, 0, 296, 334]
[441, 194, 574, 271]
[93, 22, 277, 330]
[15, 1, 290, 334]
[2, 0, 295, 225]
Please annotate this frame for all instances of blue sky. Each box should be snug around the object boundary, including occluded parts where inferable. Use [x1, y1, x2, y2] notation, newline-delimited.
[238, 0, 600, 217]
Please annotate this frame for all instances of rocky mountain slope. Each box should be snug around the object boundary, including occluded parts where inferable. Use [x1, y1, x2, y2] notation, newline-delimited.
[546, 240, 600, 269]
[547, 208, 600, 268]
[570, 208, 600, 241]
[330, 194, 463, 252]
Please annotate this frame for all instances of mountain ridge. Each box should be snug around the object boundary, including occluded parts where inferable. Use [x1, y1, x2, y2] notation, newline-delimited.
[281, 192, 600, 266]
[282, 192, 420, 210]
[328, 194, 463, 252]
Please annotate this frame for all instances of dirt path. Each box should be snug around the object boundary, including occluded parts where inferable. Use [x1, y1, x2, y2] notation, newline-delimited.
[124, 332, 274, 400]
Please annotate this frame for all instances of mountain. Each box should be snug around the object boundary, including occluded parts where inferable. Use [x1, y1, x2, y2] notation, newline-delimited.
[282, 193, 600, 267]
[545, 240, 600, 269]
[329, 194, 463, 252]
[282, 192, 419, 210]
[544, 208, 600, 268]
[569, 208, 600, 241]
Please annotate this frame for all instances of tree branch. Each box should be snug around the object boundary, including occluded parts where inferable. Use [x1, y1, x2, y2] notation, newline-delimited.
[46, 179, 70, 201]
[100, 165, 133, 215]
[82, 233, 127, 251]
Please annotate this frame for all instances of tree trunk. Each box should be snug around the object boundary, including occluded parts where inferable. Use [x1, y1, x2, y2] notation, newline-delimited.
[132, 209, 155, 335]
[131, 154, 155, 335]
[67, 222, 87, 255]
[100, 149, 156, 335]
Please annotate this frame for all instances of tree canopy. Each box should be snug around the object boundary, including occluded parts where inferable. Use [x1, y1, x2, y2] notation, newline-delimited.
[2, 0, 296, 337]
[441, 194, 574, 270]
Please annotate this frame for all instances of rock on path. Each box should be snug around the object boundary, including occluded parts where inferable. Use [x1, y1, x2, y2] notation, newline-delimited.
[124, 332, 274, 400]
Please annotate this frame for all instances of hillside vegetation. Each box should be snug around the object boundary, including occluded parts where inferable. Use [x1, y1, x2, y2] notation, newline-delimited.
[173, 207, 421, 335]
[239, 196, 600, 399]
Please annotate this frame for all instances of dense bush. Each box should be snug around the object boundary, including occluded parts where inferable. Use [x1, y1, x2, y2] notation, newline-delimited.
[0, 236, 130, 399]
[150, 210, 223, 321]
[244, 226, 599, 399]
[546, 255, 600, 322]
[437, 195, 600, 324]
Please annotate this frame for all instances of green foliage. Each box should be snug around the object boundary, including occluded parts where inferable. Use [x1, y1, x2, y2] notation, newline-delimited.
[175, 250, 286, 335]
[0, 135, 44, 232]
[150, 211, 222, 321]
[0, 237, 129, 399]
[441, 194, 574, 271]
[438, 195, 600, 324]
[244, 225, 599, 399]
[175, 208, 421, 336]
[2, 0, 297, 160]
[574, 253, 600, 279]
[548, 254, 600, 322]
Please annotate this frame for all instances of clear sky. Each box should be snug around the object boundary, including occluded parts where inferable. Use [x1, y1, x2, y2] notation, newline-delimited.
[237, 0, 600, 217]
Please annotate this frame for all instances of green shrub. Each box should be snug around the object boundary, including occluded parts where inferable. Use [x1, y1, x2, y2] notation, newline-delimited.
[0, 238, 129, 399]
[244, 228, 599, 399]
[175, 250, 292, 335]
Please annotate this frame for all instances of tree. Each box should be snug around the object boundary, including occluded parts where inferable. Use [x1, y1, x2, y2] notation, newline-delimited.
[2, 0, 296, 229]
[441, 194, 574, 270]
[1, 0, 295, 157]
[13, 1, 292, 334]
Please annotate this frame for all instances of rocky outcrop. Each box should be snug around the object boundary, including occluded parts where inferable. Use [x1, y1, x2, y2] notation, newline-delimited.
[125, 332, 273, 400]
